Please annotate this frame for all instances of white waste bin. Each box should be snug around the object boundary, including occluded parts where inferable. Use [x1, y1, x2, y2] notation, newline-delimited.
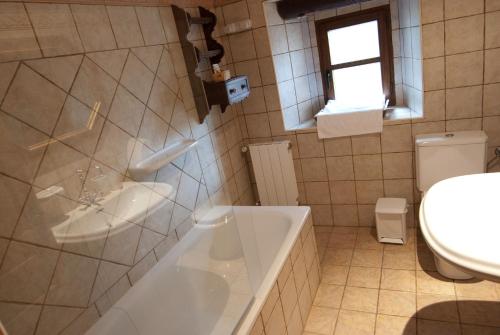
[375, 198, 408, 244]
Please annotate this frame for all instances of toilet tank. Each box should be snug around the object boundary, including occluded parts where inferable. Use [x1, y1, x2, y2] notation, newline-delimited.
[416, 130, 488, 193]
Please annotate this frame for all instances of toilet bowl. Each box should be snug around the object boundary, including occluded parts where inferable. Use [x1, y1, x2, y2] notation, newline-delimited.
[419, 173, 500, 281]
[415, 130, 488, 280]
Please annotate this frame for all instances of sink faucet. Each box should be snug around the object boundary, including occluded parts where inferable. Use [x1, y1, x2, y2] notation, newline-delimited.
[76, 167, 104, 209]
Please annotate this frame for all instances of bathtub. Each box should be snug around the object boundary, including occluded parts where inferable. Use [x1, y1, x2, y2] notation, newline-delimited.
[86, 206, 317, 335]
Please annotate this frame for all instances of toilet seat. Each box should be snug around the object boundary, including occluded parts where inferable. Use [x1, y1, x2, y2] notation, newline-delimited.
[420, 172, 500, 280]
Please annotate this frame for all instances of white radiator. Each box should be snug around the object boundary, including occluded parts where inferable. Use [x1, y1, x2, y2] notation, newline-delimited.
[247, 141, 299, 206]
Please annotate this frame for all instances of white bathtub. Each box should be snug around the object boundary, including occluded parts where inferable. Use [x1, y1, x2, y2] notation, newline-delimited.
[86, 206, 311, 335]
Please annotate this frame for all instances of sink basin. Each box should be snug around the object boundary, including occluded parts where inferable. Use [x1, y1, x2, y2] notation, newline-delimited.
[51, 182, 173, 243]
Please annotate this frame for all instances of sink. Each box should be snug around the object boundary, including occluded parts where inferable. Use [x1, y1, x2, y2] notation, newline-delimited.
[51, 182, 173, 243]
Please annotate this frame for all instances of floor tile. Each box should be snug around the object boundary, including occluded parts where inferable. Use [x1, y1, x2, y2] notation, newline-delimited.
[341, 287, 378, 313]
[323, 249, 353, 267]
[375, 314, 416, 335]
[378, 290, 416, 317]
[351, 249, 383, 268]
[314, 284, 344, 309]
[383, 250, 416, 270]
[322, 265, 350, 285]
[416, 293, 458, 322]
[454, 279, 498, 300]
[347, 267, 381, 289]
[416, 271, 455, 296]
[334, 310, 376, 335]
[417, 319, 460, 335]
[380, 269, 416, 292]
[305, 306, 338, 335]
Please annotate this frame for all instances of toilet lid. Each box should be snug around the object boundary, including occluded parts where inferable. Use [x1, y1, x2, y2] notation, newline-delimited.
[420, 172, 500, 279]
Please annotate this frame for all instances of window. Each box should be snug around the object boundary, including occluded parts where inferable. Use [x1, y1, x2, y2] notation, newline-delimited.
[315, 6, 395, 105]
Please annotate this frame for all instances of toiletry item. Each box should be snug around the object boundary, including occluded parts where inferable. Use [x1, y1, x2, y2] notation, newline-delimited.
[212, 64, 225, 82]
[223, 70, 231, 81]
[223, 19, 252, 35]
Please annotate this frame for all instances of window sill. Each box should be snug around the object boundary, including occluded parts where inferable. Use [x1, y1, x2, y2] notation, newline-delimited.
[284, 106, 422, 133]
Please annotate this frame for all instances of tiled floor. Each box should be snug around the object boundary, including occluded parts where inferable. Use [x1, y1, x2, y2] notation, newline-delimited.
[303, 226, 500, 335]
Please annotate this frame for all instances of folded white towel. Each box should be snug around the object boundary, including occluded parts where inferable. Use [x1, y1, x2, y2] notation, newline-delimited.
[315, 98, 385, 139]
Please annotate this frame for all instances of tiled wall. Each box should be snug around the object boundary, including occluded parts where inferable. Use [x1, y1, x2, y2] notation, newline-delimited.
[222, 0, 500, 229]
[261, 0, 423, 129]
[399, 0, 424, 115]
[248, 213, 321, 335]
[0, 3, 254, 334]
[262, 4, 323, 129]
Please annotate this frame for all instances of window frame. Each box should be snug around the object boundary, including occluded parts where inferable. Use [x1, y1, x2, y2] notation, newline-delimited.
[315, 5, 395, 105]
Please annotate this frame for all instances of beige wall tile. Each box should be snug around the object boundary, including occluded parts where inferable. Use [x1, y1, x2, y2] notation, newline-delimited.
[121, 53, 154, 104]
[351, 134, 381, 155]
[444, 0, 484, 19]
[446, 51, 483, 88]
[0, 112, 48, 184]
[229, 31, 257, 62]
[302, 157, 328, 181]
[0, 241, 59, 303]
[324, 137, 352, 156]
[353, 155, 383, 180]
[422, 22, 444, 58]
[258, 57, 277, 85]
[355, 180, 384, 204]
[94, 121, 134, 174]
[2, 64, 67, 134]
[0, 302, 41, 335]
[446, 117, 483, 131]
[72, 57, 118, 117]
[327, 156, 354, 181]
[0, 3, 41, 62]
[297, 133, 324, 158]
[484, 47, 500, 84]
[305, 182, 330, 205]
[382, 152, 413, 179]
[445, 85, 483, 119]
[245, 113, 271, 138]
[330, 181, 357, 205]
[71, 5, 116, 52]
[381, 124, 412, 152]
[310, 204, 333, 225]
[45, 252, 99, 306]
[26, 3, 83, 57]
[333, 205, 359, 226]
[421, 0, 444, 24]
[485, 11, 500, 48]
[445, 15, 484, 55]
[136, 7, 166, 46]
[106, 6, 144, 49]
[423, 57, 445, 91]
[26, 55, 82, 92]
[0, 175, 30, 238]
[483, 83, 500, 116]
[423, 90, 446, 121]
[486, 0, 500, 12]
[384, 179, 414, 203]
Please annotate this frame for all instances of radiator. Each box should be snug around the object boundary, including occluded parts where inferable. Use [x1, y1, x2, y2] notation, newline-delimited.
[247, 141, 299, 206]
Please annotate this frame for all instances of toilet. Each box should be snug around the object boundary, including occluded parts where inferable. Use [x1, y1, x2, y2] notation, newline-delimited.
[416, 130, 488, 279]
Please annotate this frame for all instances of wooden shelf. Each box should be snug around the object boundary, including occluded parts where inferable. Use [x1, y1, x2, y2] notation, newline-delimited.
[172, 6, 250, 124]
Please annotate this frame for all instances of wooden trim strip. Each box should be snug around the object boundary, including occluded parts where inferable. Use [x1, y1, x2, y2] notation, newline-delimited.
[330, 57, 381, 70]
